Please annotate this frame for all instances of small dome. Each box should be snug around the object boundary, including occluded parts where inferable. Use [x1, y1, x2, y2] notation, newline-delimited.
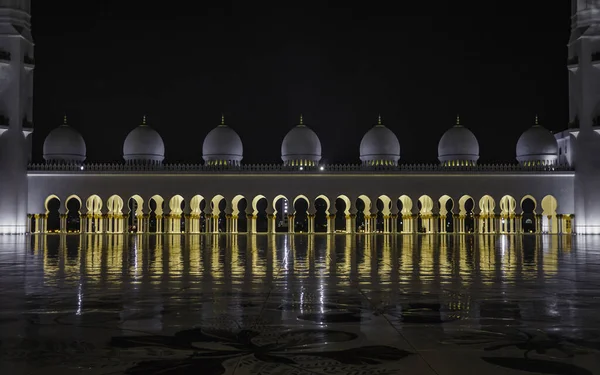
[516, 117, 558, 166]
[123, 116, 165, 164]
[281, 115, 322, 166]
[202, 115, 243, 166]
[359, 115, 400, 166]
[43, 116, 86, 163]
[438, 116, 479, 166]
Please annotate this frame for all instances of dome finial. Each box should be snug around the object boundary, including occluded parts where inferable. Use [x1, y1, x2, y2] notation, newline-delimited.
[142, 115, 147, 126]
[62, 114, 68, 126]
[377, 114, 382, 126]
[456, 114, 461, 126]
[221, 113, 225, 126]
[299, 113, 304, 125]
[535, 114, 539, 126]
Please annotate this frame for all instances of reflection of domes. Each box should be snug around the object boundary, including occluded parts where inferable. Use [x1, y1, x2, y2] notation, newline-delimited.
[123, 116, 165, 164]
[281, 115, 322, 166]
[516, 117, 558, 166]
[202, 115, 243, 166]
[438, 116, 479, 166]
[359, 115, 400, 166]
[43, 116, 86, 163]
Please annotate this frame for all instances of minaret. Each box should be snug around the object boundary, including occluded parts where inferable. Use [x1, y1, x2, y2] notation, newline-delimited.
[569, 1, 600, 234]
[568, 0, 600, 129]
[0, 0, 33, 234]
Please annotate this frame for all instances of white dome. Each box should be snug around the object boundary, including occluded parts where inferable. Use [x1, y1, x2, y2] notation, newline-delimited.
[202, 116, 243, 166]
[516, 118, 558, 166]
[281, 115, 322, 166]
[359, 116, 400, 166]
[438, 117, 479, 166]
[123, 117, 165, 164]
[43, 117, 86, 163]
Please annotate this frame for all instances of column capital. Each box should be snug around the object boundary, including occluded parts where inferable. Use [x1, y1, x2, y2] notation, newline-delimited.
[246, 213, 253, 219]
[391, 214, 398, 219]
[307, 214, 316, 218]
[347, 214, 356, 219]
[267, 214, 275, 219]
[225, 214, 233, 219]
[327, 214, 336, 219]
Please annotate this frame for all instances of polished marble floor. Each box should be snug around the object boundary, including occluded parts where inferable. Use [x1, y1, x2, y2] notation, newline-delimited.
[0, 234, 599, 374]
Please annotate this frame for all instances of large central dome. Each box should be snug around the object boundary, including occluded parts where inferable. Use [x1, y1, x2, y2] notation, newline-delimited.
[123, 116, 165, 164]
[359, 115, 400, 166]
[516, 117, 558, 166]
[438, 116, 479, 166]
[202, 115, 243, 166]
[43, 116, 86, 163]
[281, 115, 322, 167]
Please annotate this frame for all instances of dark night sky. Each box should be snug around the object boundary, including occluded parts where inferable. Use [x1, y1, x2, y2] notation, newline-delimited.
[29, 1, 571, 164]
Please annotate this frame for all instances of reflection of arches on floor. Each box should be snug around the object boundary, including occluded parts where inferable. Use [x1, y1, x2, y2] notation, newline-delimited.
[521, 195, 537, 233]
[44, 195, 61, 232]
[541, 195, 558, 233]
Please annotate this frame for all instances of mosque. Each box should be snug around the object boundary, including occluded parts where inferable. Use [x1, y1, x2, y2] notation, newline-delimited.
[1, 0, 600, 236]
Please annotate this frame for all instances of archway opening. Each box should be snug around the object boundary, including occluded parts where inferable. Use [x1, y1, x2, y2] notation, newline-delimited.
[252, 197, 268, 232]
[417, 200, 424, 232]
[216, 199, 226, 232]
[148, 196, 165, 233]
[65, 198, 81, 232]
[149, 199, 158, 232]
[334, 197, 348, 232]
[314, 197, 328, 233]
[463, 197, 475, 232]
[234, 197, 248, 233]
[128, 197, 139, 232]
[376, 198, 385, 232]
[522, 198, 536, 233]
[180, 200, 187, 232]
[46, 197, 60, 232]
[396, 199, 404, 232]
[355, 199, 365, 232]
[293, 198, 309, 232]
[273, 196, 288, 232]
[443, 199, 454, 232]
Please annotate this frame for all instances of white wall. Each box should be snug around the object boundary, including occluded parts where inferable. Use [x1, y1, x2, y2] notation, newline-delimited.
[28, 171, 575, 215]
